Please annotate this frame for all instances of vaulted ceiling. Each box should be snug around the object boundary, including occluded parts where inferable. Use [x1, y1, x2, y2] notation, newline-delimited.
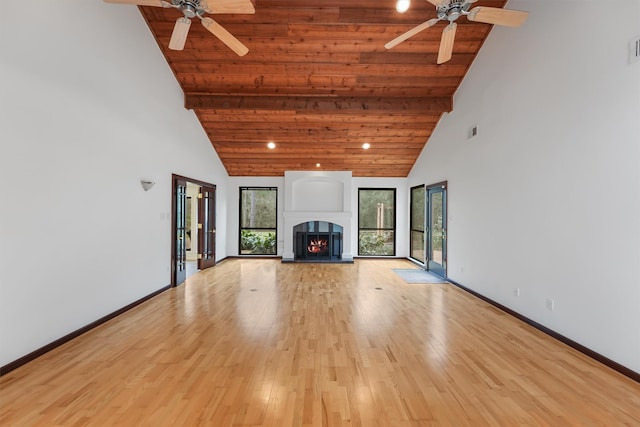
[135, 0, 508, 176]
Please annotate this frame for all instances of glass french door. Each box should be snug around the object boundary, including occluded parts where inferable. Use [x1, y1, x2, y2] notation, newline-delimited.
[410, 185, 425, 263]
[198, 186, 216, 270]
[426, 183, 447, 278]
[174, 178, 187, 285]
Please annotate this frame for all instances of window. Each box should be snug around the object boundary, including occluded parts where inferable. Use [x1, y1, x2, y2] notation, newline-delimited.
[358, 188, 396, 256]
[239, 187, 277, 255]
[410, 185, 425, 263]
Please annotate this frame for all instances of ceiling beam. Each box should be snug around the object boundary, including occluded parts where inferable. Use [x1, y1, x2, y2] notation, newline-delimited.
[184, 94, 453, 114]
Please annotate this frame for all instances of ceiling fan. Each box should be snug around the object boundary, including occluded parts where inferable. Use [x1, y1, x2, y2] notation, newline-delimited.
[104, 0, 255, 56]
[385, 0, 528, 64]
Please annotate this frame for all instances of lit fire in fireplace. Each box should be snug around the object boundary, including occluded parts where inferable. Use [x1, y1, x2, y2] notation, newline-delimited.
[307, 239, 328, 253]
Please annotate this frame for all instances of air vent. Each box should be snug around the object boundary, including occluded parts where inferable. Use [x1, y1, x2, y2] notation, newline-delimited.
[631, 36, 640, 64]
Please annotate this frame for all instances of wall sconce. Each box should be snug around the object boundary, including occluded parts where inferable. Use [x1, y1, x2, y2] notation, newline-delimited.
[140, 180, 155, 191]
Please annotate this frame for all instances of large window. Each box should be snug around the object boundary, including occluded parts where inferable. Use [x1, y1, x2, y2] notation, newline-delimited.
[358, 188, 396, 256]
[410, 185, 425, 263]
[239, 187, 277, 255]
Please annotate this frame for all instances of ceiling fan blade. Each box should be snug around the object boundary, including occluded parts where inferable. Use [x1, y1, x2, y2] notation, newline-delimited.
[437, 22, 457, 64]
[169, 17, 191, 51]
[201, 17, 249, 56]
[385, 18, 440, 50]
[200, 0, 255, 14]
[425, 0, 441, 5]
[103, 0, 171, 7]
[467, 6, 529, 27]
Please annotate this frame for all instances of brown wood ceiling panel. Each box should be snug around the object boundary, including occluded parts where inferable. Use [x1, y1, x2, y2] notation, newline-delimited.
[138, 0, 507, 176]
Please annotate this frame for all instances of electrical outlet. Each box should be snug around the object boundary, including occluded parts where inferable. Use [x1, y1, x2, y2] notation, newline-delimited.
[546, 298, 555, 311]
[514, 288, 520, 297]
[468, 124, 478, 139]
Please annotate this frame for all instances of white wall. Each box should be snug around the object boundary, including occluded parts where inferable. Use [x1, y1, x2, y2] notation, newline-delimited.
[409, 0, 640, 373]
[0, 1, 229, 366]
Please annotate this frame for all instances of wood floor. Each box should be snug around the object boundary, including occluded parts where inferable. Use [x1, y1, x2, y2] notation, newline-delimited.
[1, 259, 639, 426]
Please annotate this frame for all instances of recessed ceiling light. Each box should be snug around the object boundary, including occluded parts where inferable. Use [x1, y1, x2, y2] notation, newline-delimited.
[316, 163, 321, 168]
[396, 0, 410, 13]
[267, 142, 276, 149]
[362, 143, 371, 150]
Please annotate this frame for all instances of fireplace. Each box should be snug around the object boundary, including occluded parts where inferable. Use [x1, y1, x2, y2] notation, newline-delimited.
[294, 221, 342, 261]
[282, 171, 354, 262]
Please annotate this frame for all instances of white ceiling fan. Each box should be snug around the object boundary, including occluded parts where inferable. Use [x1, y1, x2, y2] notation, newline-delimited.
[386, 0, 528, 64]
[104, 0, 255, 56]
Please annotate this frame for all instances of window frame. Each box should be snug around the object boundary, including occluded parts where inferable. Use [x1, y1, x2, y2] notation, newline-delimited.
[238, 186, 278, 256]
[357, 188, 396, 256]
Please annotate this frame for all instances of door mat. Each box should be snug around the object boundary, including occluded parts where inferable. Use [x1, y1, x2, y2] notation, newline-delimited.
[392, 268, 448, 284]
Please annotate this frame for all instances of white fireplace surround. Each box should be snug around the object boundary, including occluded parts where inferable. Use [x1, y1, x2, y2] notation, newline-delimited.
[282, 171, 353, 261]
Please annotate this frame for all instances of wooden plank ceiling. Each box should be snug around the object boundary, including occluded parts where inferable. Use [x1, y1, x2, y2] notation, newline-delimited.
[139, 0, 507, 176]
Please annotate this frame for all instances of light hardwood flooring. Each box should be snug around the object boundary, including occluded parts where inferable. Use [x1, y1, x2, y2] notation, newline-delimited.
[1, 259, 639, 426]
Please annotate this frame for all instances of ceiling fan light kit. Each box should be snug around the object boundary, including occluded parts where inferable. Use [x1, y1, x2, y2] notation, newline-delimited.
[386, 0, 529, 64]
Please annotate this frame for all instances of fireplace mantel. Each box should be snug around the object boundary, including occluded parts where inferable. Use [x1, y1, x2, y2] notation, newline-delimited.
[282, 171, 354, 262]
